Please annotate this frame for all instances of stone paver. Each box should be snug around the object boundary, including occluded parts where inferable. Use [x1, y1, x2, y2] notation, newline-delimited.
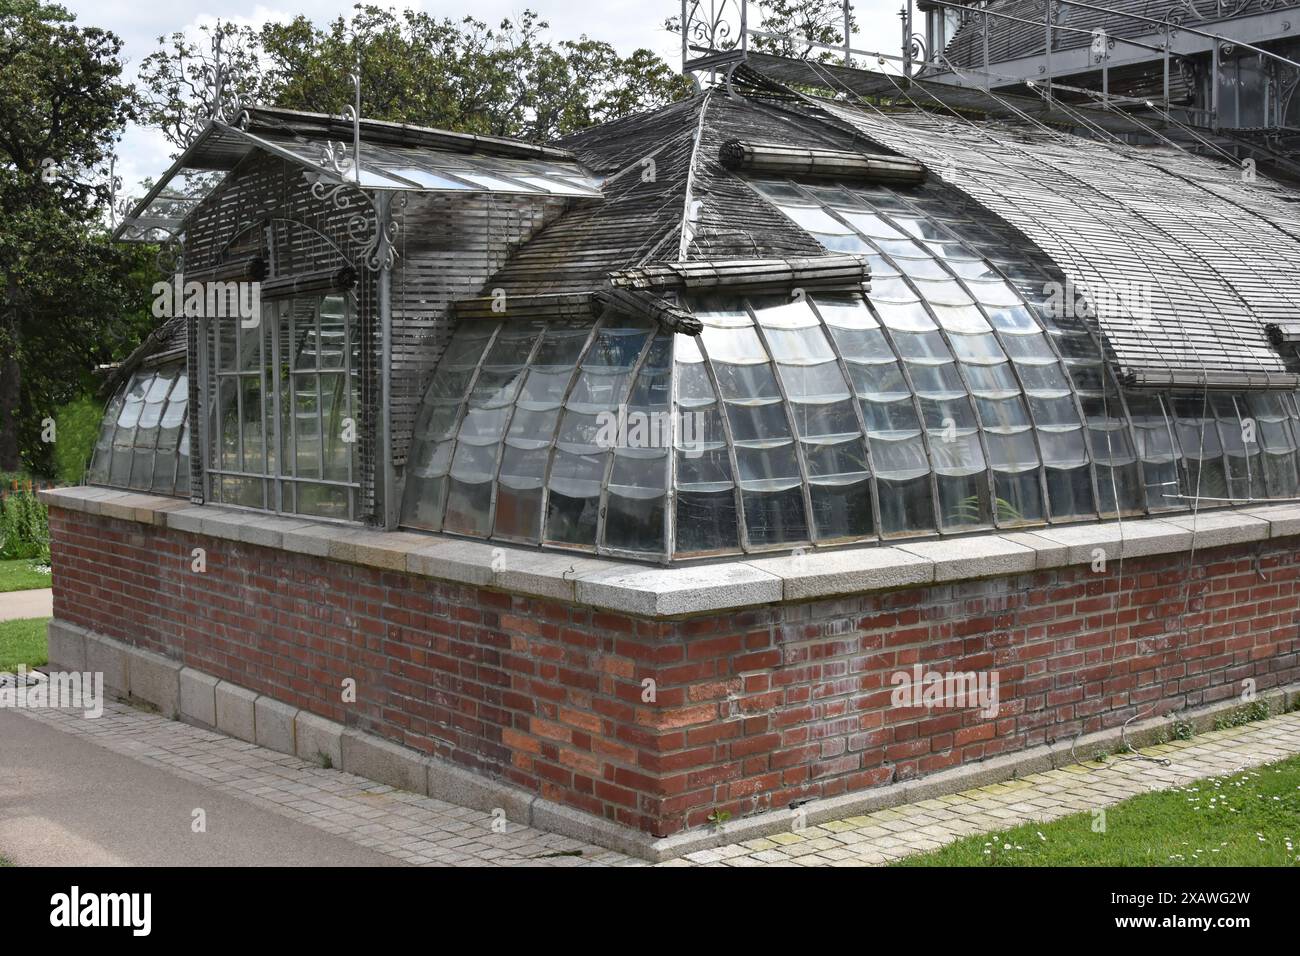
[6, 700, 639, 867]
[5, 695, 1300, 866]
[688, 711, 1300, 866]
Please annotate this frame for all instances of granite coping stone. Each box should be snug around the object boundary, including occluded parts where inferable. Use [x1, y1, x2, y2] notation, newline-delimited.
[574, 563, 785, 616]
[896, 536, 1036, 582]
[236, 515, 318, 549]
[996, 531, 1071, 569]
[745, 547, 934, 600]
[40, 485, 1300, 619]
[1240, 504, 1300, 538]
[1159, 511, 1270, 548]
[1025, 519, 1195, 564]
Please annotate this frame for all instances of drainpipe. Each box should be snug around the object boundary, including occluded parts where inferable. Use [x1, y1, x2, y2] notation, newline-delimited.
[377, 191, 396, 530]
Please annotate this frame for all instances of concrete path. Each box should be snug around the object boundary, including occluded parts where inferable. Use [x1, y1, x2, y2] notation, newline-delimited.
[3, 693, 1299, 867]
[0, 588, 52, 622]
[0, 709, 399, 866]
[2, 701, 630, 867]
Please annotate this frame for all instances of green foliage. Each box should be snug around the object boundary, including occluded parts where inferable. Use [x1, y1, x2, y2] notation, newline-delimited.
[51, 393, 102, 484]
[1214, 700, 1271, 731]
[1173, 719, 1196, 741]
[0, 616, 49, 670]
[0, 489, 49, 561]
[0, 557, 50, 591]
[749, 0, 857, 62]
[140, 6, 695, 153]
[0, 0, 153, 476]
[897, 756, 1300, 867]
[949, 495, 1025, 525]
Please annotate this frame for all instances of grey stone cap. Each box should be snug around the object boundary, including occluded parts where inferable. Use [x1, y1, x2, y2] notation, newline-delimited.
[42, 486, 1300, 619]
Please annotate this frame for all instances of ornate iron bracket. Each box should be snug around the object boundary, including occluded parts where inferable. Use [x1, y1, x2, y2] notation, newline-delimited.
[348, 192, 406, 273]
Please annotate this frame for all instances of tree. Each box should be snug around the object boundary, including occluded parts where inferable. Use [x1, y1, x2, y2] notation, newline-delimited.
[750, 0, 857, 62]
[0, 0, 151, 474]
[140, 6, 695, 154]
[138, 18, 262, 153]
[667, 0, 856, 63]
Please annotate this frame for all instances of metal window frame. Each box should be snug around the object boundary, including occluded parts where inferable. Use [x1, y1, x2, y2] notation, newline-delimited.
[204, 289, 362, 521]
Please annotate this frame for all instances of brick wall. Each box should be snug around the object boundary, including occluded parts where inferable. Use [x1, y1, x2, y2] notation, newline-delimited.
[49, 505, 1300, 837]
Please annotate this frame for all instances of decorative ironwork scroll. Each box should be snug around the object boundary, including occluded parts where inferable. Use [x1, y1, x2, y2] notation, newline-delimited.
[187, 26, 251, 146]
[347, 193, 406, 273]
[680, 0, 744, 54]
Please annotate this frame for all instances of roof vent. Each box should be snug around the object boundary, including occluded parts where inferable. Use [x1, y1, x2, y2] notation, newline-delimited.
[1266, 322, 1300, 347]
[719, 140, 927, 185]
[607, 255, 871, 295]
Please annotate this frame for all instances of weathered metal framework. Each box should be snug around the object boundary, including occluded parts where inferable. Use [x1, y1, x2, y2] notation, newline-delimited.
[91, 45, 1300, 563]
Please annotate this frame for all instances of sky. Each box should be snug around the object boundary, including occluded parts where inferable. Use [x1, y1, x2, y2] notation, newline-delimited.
[58, 0, 907, 200]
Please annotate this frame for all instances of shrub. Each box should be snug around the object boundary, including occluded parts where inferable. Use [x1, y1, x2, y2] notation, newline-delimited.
[0, 489, 49, 562]
[52, 393, 103, 485]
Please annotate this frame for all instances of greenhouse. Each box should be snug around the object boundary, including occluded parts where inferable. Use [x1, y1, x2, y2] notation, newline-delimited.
[45, 57, 1300, 849]
[88, 79, 1300, 563]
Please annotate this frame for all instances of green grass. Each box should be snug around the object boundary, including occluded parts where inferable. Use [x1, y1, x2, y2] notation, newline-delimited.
[0, 558, 51, 593]
[895, 754, 1300, 867]
[0, 617, 49, 671]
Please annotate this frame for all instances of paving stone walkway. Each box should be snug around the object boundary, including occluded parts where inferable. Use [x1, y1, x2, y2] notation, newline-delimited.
[6, 699, 1300, 867]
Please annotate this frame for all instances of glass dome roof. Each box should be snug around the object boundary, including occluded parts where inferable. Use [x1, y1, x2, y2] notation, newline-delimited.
[88, 364, 191, 497]
[399, 178, 1300, 561]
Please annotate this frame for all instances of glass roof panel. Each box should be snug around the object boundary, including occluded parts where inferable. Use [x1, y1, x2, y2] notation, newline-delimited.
[391, 174, 1300, 560]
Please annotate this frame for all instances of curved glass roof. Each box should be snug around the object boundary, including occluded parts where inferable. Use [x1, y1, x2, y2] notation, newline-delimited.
[88, 364, 191, 498]
[399, 178, 1300, 561]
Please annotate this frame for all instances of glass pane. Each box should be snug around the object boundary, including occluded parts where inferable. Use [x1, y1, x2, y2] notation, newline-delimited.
[742, 485, 808, 547]
[295, 483, 348, 519]
[241, 376, 264, 472]
[863, 398, 921, 434]
[118, 374, 150, 428]
[814, 295, 877, 330]
[870, 433, 928, 480]
[605, 491, 666, 554]
[1096, 462, 1143, 515]
[1046, 465, 1095, 519]
[890, 331, 949, 363]
[317, 295, 347, 369]
[848, 362, 909, 402]
[1039, 427, 1088, 468]
[545, 449, 603, 546]
[444, 477, 494, 535]
[938, 472, 989, 528]
[963, 362, 1019, 397]
[1027, 392, 1080, 426]
[787, 397, 859, 440]
[293, 376, 321, 479]
[701, 323, 768, 365]
[778, 363, 852, 404]
[874, 299, 936, 332]
[877, 475, 934, 535]
[931, 431, 985, 476]
[994, 470, 1043, 524]
[948, 333, 1006, 365]
[605, 450, 668, 554]
[986, 430, 1039, 472]
[809, 476, 874, 540]
[676, 488, 739, 554]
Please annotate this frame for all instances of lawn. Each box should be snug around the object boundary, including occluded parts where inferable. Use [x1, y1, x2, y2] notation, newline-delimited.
[895, 754, 1300, 867]
[0, 558, 51, 593]
[0, 617, 49, 670]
